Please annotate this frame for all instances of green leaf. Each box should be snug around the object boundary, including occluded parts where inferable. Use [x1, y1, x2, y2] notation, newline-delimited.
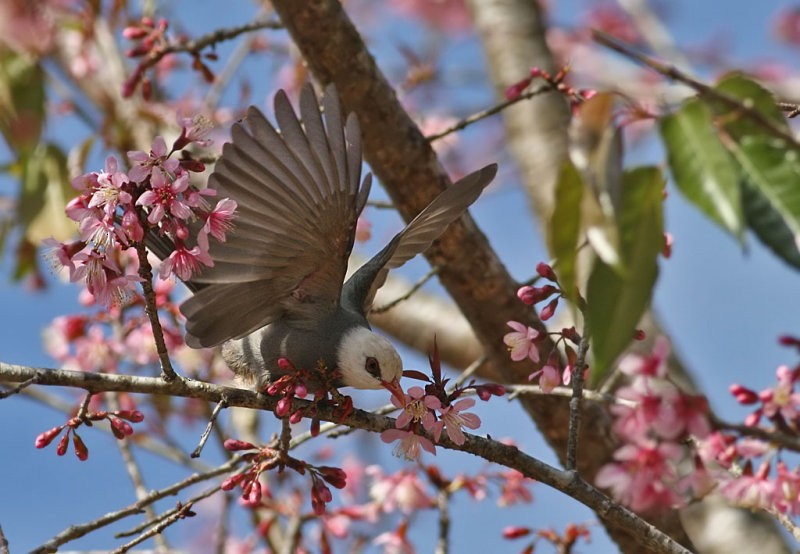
[730, 136, 800, 268]
[660, 99, 743, 239]
[741, 177, 800, 269]
[713, 73, 788, 137]
[0, 49, 45, 156]
[587, 167, 664, 382]
[547, 161, 584, 306]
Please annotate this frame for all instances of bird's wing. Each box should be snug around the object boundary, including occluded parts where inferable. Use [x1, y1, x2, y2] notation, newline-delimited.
[342, 163, 498, 314]
[181, 84, 368, 348]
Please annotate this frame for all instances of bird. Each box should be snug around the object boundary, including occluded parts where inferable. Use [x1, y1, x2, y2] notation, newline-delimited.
[159, 84, 497, 392]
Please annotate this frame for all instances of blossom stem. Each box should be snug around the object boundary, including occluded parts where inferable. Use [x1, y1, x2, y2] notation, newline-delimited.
[566, 330, 590, 472]
[435, 489, 451, 554]
[191, 396, 228, 458]
[134, 242, 178, 381]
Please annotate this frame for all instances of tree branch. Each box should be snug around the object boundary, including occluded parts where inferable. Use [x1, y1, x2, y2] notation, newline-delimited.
[3, 361, 689, 554]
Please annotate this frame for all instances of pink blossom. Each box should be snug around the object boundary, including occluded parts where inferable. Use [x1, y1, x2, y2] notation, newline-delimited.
[373, 523, 415, 554]
[759, 365, 800, 422]
[532, 363, 561, 393]
[773, 461, 800, 515]
[503, 321, 540, 362]
[426, 397, 481, 445]
[158, 242, 213, 281]
[618, 336, 670, 379]
[595, 441, 683, 513]
[497, 469, 534, 506]
[203, 198, 237, 242]
[367, 466, 435, 514]
[392, 386, 437, 430]
[380, 428, 436, 461]
[136, 171, 193, 225]
[87, 156, 131, 216]
[719, 462, 774, 510]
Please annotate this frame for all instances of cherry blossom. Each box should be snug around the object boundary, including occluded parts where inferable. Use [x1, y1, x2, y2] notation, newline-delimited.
[426, 397, 481, 445]
[504, 320, 541, 362]
[380, 428, 436, 461]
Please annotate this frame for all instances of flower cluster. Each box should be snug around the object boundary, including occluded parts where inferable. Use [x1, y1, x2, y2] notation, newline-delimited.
[222, 439, 347, 515]
[595, 337, 711, 512]
[694, 359, 800, 515]
[504, 263, 585, 392]
[50, 120, 235, 306]
[380, 341, 503, 460]
[35, 408, 144, 461]
[122, 16, 219, 99]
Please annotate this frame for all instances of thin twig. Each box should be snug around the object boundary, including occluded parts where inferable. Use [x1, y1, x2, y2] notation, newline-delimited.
[371, 266, 439, 314]
[107, 393, 170, 552]
[592, 30, 799, 147]
[766, 506, 800, 543]
[435, 489, 451, 554]
[450, 355, 488, 389]
[76, 391, 93, 420]
[192, 396, 229, 458]
[425, 83, 555, 142]
[111, 500, 197, 554]
[214, 491, 233, 554]
[506, 384, 634, 407]
[31, 455, 242, 554]
[116, 484, 220, 539]
[135, 242, 177, 381]
[0, 371, 41, 398]
[566, 332, 590, 472]
[709, 414, 800, 453]
[366, 199, 396, 209]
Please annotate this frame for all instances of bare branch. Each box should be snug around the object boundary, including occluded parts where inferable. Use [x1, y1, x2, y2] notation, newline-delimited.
[192, 396, 228, 458]
[0, 371, 41, 398]
[371, 266, 439, 314]
[566, 331, 591, 471]
[135, 243, 177, 381]
[30, 453, 241, 553]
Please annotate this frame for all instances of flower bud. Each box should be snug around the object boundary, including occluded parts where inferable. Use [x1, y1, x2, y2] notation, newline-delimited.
[223, 439, 257, 452]
[536, 262, 556, 281]
[35, 426, 63, 449]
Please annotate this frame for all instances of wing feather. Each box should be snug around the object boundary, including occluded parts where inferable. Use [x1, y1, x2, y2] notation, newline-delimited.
[180, 84, 368, 347]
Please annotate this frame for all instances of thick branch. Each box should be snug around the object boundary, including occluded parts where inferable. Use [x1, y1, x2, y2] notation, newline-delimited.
[2, 362, 688, 554]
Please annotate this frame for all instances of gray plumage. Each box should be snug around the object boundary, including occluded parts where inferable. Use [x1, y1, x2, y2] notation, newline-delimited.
[173, 84, 497, 390]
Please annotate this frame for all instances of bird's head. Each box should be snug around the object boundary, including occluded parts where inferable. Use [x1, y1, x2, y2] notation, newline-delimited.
[337, 327, 403, 389]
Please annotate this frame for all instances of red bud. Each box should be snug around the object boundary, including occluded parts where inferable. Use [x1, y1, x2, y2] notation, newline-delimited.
[35, 426, 63, 448]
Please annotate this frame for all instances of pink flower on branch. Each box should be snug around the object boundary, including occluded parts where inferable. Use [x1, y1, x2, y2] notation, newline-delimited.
[504, 320, 541, 362]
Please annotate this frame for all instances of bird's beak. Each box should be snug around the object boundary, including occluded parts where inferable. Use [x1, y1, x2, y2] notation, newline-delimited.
[381, 377, 404, 402]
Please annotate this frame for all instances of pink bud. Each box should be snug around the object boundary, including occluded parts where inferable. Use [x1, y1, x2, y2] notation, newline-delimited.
[294, 384, 307, 398]
[289, 409, 304, 424]
[539, 298, 559, 321]
[221, 473, 245, 490]
[111, 418, 134, 438]
[277, 357, 294, 371]
[123, 26, 148, 40]
[275, 396, 292, 417]
[115, 410, 145, 422]
[56, 433, 69, 456]
[516, 286, 536, 305]
[729, 384, 758, 405]
[223, 439, 257, 452]
[35, 426, 63, 449]
[73, 433, 89, 461]
[536, 262, 556, 281]
[317, 466, 347, 489]
[503, 526, 531, 539]
[633, 329, 646, 341]
[504, 78, 531, 101]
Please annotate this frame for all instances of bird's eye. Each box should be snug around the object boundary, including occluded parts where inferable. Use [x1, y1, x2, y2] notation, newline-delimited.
[365, 356, 381, 378]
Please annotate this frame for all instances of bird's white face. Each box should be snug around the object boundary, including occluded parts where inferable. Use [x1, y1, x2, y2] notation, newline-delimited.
[337, 327, 403, 389]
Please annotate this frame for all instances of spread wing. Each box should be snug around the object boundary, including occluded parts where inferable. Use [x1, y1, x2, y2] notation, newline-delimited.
[181, 84, 370, 348]
[342, 163, 498, 314]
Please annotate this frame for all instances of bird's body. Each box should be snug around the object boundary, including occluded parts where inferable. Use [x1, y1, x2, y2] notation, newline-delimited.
[169, 84, 497, 390]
